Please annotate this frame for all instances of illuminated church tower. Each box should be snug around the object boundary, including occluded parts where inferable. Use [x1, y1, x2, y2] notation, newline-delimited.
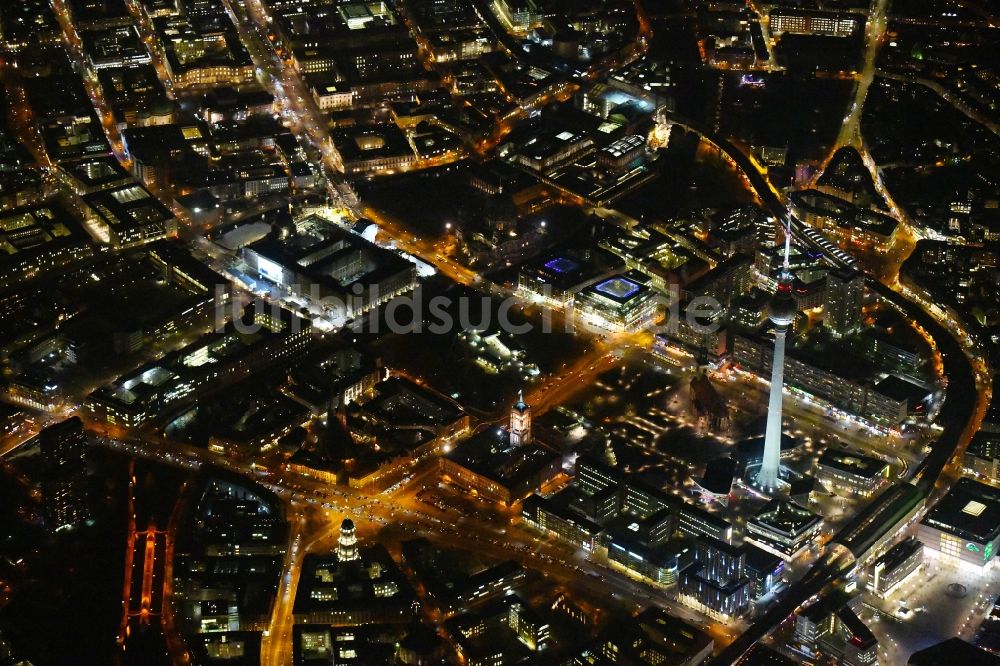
[756, 222, 798, 491]
[337, 518, 359, 562]
[510, 390, 531, 446]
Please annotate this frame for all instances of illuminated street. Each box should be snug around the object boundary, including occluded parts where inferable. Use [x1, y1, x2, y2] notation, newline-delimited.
[0, 0, 998, 664]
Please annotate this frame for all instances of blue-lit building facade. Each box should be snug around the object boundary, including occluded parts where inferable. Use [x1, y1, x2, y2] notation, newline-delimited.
[574, 275, 658, 332]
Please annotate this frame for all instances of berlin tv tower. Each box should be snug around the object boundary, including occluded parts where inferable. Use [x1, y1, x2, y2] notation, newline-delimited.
[756, 217, 799, 490]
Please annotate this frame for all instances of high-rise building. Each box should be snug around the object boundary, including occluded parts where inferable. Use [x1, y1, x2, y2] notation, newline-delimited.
[756, 230, 798, 490]
[694, 534, 746, 584]
[510, 390, 531, 446]
[39, 417, 90, 530]
[678, 535, 752, 620]
[824, 268, 865, 338]
[744, 543, 784, 600]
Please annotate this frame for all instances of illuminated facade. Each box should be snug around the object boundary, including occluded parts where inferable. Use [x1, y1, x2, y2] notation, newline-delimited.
[596, 134, 647, 177]
[518, 254, 598, 308]
[333, 127, 418, 175]
[918, 478, 1000, 570]
[508, 600, 549, 652]
[292, 546, 417, 626]
[824, 268, 865, 338]
[491, 0, 539, 32]
[574, 276, 658, 332]
[85, 306, 312, 429]
[520, 493, 601, 552]
[815, 449, 890, 499]
[794, 591, 876, 665]
[311, 83, 355, 110]
[0, 201, 96, 284]
[513, 130, 594, 174]
[337, 518, 359, 562]
[867, 537, 923, 598]
[770, 10, 861, 37]
[510, 390, 531, 446]
[964, 431, 1000, 484]
[745, 500, 822, 561]
[439, 428, 561, 505]
[241, 220, 418, 324]
[732, 333, 910, 427]
[158, 16, 255, 89]
[678, 535, 752, 620]
[81, 183, 176, 249]
[608, 537, 682, 585]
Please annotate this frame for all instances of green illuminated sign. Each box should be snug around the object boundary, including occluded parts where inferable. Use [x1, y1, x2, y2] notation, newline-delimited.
[967, 543, 981, 553]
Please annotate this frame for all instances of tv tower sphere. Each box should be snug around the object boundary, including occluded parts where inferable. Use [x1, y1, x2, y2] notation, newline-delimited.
[768, 280, 798, 327]
[755, 216, 799, 491]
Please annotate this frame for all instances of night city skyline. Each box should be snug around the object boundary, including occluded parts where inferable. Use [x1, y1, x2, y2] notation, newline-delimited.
[0, 0, 999, 664]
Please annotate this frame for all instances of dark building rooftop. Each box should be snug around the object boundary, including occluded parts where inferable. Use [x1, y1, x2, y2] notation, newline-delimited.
[734, 644, 797, 665]
[585, 607, 714, 666]
[520, 251, 603, 293]
[751, 500, 821, 538]
[187, 632, 262, 666]
[817, 449, 890, 480]
[292, 544, 416, 620]
[870, 537, 922, 578]
[743, 543, 783, 577]
[444, 427, 560, 494]
[873, 375, 932, 410]
[400, 538, 526, 611]
[697, 457, 737, 496]
[908, 637, 1000, 666]
[968, 431, 1000, 463]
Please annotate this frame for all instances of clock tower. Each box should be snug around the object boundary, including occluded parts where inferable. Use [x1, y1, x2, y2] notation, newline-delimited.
[510, 390, 531, 446]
